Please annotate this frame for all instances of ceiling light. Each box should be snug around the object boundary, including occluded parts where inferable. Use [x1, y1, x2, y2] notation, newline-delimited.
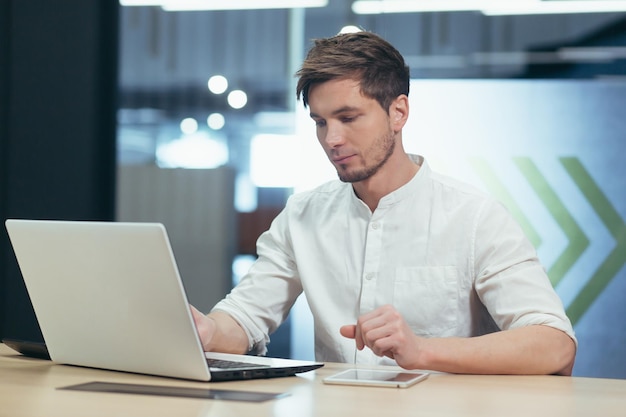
[483, 1, 626, 16]
[180, 117, 199, 135]
[207, 113, 226, 130]
[119, 0, 162, 5]
[352, 0, 484, 14]
[339, 25, 363, 34]
[227, 90, 248, 109]
[207, 75, 228, 95]
[120, 0, 328, 10]
[352, 0, 626, 15]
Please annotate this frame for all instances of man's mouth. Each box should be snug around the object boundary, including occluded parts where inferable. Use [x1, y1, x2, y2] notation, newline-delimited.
[332, 154, 355, 164]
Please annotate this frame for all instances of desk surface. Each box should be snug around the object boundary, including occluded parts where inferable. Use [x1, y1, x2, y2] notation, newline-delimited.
[1, 343, 625, 417]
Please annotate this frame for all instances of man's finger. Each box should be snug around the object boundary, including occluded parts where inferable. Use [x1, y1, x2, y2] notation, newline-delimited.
[354, 323, 365, 350]
[340, 324, 356, 339]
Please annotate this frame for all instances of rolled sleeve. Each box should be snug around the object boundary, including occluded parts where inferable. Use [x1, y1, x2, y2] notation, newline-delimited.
[211, 208, 303, 355]
[473, 200, 577, 345]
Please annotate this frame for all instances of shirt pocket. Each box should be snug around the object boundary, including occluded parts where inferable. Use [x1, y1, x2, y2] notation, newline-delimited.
[393, 266, 459, 337]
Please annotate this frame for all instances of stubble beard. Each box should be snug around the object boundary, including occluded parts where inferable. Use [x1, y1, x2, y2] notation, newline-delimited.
[336, 130, 396, 183]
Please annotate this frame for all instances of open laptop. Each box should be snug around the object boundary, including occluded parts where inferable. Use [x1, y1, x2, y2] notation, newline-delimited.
[4, 219, 323, 382]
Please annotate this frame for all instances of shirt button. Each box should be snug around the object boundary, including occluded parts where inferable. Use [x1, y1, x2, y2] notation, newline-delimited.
[371, 222, 379, 230]
[365, 273, 374, 280]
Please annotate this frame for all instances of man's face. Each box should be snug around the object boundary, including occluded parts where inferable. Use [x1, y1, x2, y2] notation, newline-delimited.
[307, 78, 397, 183]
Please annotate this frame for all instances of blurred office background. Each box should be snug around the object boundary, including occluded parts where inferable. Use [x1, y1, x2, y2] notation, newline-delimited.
[1, 0, 625, 378]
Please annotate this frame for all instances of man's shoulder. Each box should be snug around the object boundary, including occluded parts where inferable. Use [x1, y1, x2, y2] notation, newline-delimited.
[427, 171, 521, 234]
[430, 171, 485, 195]
[412, 155, 491, 202]
[424, 168, 503, 216]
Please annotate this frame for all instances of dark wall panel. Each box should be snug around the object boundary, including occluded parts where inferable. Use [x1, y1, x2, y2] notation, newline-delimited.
[0, 0, 11, 340]
[0, 0, 119, 342]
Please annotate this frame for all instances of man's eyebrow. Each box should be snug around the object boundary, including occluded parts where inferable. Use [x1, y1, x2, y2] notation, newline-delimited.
[309, 106, 360, 119]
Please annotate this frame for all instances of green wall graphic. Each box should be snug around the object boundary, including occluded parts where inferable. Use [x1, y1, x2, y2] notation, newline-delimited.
[380, 79, 626, 376]
[470, 156, 626, 326]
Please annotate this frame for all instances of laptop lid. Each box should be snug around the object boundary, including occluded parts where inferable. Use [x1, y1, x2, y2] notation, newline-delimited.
[4, 219, 322, 381]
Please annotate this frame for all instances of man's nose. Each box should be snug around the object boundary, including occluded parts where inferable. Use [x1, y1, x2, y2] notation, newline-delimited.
[323, 123, 345, 148]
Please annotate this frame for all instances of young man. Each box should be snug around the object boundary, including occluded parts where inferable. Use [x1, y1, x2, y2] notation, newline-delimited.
[192, 31, 576, 375]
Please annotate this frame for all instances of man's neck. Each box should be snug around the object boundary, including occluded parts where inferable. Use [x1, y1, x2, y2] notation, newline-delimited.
[352, 153, 420, 212]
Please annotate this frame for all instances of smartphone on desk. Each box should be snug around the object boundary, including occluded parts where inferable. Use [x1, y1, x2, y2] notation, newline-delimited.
[323, 368, 429, 388]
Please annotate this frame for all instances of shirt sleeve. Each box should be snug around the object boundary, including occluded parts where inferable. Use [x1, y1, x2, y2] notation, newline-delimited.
[472, 199, 577, 345]
[211, 205, 303, 355]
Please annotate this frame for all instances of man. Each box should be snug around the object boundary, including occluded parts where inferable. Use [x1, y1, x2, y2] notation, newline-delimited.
[192, 31, 576, 375]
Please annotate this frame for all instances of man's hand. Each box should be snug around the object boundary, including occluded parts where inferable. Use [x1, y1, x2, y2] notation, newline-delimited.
[190, 305, 217, 351]
[340, 304, 423, 369]
[189, 306, 250, 354]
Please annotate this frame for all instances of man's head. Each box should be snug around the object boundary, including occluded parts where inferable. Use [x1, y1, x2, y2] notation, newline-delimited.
[296, 31, 410, 114]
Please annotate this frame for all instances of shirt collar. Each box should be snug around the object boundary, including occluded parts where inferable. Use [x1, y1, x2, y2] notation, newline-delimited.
[350, 154, 428, 212]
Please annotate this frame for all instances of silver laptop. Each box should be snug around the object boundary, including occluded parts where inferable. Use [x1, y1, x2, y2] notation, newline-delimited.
[4, 219, 323, 382]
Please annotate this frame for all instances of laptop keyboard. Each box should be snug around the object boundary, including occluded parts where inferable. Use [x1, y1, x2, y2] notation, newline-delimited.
[206, 358, 270, 370]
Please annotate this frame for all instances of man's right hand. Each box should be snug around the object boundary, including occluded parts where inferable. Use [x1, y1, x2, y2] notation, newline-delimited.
[189, 305, 250, 354]
[190, 305, 217, 351]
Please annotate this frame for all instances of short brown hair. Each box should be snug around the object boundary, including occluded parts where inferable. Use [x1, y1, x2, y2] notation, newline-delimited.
[295, 31, 410, 112]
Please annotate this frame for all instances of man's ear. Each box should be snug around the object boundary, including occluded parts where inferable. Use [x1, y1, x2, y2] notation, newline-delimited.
[390, 94, 409, 132]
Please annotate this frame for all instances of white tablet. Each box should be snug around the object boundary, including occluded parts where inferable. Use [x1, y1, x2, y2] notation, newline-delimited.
[323, 369, 429, 388]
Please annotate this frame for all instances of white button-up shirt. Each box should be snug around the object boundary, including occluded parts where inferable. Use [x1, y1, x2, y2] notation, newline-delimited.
[213, 155, 576, 365]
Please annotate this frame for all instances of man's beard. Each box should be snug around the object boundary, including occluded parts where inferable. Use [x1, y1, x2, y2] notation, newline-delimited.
[336, 130, 396, 183]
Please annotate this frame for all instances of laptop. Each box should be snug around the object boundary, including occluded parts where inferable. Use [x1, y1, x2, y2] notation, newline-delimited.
[4, 219, 323, 382]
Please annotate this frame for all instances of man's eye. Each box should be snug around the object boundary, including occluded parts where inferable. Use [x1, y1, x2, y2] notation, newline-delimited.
[314, 120, 326, 127]
[341, 116, 355, 123]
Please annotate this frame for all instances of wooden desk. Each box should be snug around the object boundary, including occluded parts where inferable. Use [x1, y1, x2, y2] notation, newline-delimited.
[1, 343, 625, 417]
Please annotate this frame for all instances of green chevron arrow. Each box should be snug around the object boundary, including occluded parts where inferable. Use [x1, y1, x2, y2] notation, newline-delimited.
[470, 156, 624, 326]
[469, 158, 542, 248]
[514, 158, 589, 288]
[560, 157, 626, 325]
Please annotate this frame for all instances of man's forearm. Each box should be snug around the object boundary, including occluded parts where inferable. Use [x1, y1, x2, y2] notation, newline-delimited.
[416, 325, 576, 375]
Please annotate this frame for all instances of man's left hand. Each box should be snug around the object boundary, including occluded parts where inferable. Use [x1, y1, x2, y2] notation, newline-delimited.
[340, 304, 423, 369]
